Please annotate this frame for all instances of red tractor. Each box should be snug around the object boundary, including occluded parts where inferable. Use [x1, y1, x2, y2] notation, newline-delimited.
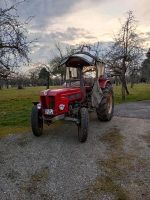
[31, 51, 114, 142]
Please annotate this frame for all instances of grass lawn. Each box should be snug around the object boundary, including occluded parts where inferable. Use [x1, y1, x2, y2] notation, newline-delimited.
[0, 84, 150, 137]
[114, 83, 150, 104]
[0, 86, 57, 137]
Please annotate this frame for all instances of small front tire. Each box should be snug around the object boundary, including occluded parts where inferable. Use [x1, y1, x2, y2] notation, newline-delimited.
[31, 105, 43, 137]
[78, 107, 89, 143]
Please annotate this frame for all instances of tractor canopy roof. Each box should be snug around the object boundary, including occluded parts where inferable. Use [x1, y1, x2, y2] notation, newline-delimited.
[60, 51, 102, 68]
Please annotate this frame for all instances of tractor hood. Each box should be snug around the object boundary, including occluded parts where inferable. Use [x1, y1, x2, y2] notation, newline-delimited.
[40, 87, 83, 116]
[60, 52, 97, 68]
[40, 87, 82, 100]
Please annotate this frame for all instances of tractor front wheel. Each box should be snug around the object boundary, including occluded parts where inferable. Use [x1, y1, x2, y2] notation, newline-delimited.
[96, 84, 114, 121]
[31, 105, 43, 136]
[78, 107, 89, 143]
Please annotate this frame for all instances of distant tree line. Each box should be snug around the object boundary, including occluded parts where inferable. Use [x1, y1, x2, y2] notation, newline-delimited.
[1, 44, 149, 91]
[0, 67, 63, 89]
[141, 48, 150, 82]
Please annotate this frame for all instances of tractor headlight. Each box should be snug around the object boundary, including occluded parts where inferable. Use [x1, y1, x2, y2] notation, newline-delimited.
[37, 103, 41, 110]
[59, 104, 65, 111]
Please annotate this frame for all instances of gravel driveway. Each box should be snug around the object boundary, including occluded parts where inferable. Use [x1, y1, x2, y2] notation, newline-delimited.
[0, 100, 150, 200]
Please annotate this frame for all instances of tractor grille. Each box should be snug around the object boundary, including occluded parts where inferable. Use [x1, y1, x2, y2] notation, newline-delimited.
[41, 96, 47, 108]
[49, 96, 55, 109]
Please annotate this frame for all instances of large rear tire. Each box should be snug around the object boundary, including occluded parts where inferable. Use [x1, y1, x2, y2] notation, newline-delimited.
[96, 84, 114, 121]
[78, 107, 89, 143]
[31, 105, 43, 136]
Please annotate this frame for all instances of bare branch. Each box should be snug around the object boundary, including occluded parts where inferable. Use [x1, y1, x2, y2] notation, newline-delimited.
[0, 0, 32, 78]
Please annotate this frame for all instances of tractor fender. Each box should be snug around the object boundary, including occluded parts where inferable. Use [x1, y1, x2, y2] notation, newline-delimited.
[32, 102, 39, 105]
[98, 77, 111, 89]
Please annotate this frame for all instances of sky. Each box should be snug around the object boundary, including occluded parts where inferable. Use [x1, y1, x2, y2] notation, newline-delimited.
[1, 0, 150, 67]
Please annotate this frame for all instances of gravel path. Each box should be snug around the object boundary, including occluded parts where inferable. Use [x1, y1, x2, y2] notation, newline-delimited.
[114, 100, 150, 119]
[0, 101, 150, 200]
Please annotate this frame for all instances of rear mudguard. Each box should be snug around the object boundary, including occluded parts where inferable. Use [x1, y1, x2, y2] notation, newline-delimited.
[98, 77, 111, 89]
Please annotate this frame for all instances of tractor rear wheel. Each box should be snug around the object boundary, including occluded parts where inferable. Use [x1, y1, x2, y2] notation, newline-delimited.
[31, 105, 43, 136]
[78, 107, 89, 143]
[96, 84, 114, 121]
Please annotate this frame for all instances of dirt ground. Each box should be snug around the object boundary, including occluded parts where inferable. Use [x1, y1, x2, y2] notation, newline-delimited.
[0, 100, 150, 200]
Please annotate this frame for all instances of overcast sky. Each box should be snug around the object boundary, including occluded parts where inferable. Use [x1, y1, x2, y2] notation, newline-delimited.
[1, 0, 150, 65]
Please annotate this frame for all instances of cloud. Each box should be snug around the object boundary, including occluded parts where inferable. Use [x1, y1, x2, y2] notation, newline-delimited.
[10, 0, 105, 31]
[20, 0, 80, 30]
[29, 27, 96, 47]
[1, 0, 150, 65]
[139, 32, 150, 48]
[28, 27, 97, 62]
[139, 31, 150, 41]
[1, 0, 82, 29]
[50, 27, 97, 42]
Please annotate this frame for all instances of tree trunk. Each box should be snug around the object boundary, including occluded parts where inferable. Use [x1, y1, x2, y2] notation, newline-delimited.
[115, 76, 119, 86]
[130, 75, 134, 88]
[122, 74, 129, 95]
[46, 73, 50, 89]
[120, 73, 129, 101]
[0, 79, 2, 89]
[6, 79, 9, 89]
[121, 60, 129, 96]
[124, 81, 129, 95]
[121, 82, 126, 101]
[131, 81, 134, 88]
[61, 73, 64, 85]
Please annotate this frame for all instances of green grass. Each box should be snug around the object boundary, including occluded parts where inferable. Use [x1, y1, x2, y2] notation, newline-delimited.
[0, 83, 150, 137]
[0, 86, 59, 137]
[114, 83, 150, 104]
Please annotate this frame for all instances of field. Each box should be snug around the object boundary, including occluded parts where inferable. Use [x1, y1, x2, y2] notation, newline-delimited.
[114, 83, 150, 103]
[0, 84, 150, 137]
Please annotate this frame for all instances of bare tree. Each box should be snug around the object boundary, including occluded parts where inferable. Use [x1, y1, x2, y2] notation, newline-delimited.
[38, 42, 104, 88]
[0, 1, 31, 79]
[106, 11, 143, 101]
[0, 68, 13, 88]
[50, 42, 103, 83]
[48, 43, 70, 85]
[28, 66, 43, 86]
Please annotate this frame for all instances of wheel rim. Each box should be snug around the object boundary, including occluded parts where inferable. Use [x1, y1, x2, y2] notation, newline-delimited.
[107, 94, 113, 114]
